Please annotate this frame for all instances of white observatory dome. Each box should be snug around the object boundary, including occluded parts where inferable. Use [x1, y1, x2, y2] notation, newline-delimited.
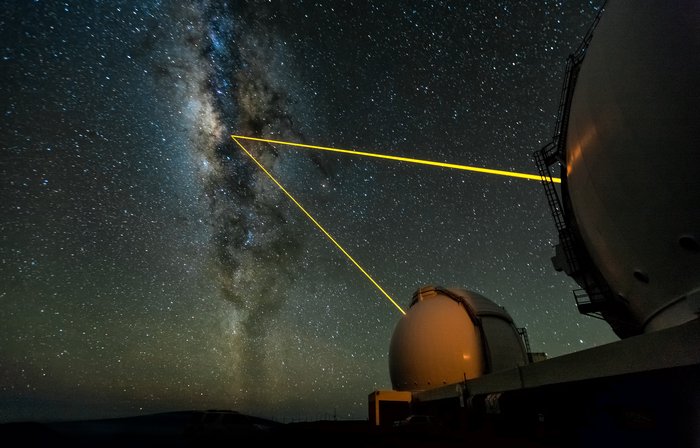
[389, 286, 527, 392]
[563, 0, 700, 333]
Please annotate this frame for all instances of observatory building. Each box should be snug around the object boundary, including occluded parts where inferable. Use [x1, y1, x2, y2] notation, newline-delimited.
[389, 286, 527, 392]
[370, 285, 531, 427]
[370, 0, 699, 444]
[536, 0, 700, 338]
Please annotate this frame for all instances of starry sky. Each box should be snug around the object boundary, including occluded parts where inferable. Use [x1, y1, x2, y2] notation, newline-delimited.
[1, 0, 614, 422]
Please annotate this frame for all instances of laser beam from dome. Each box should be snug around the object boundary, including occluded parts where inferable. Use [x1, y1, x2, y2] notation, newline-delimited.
[231, 134, 560, 183]
[231, 136, 406, 316]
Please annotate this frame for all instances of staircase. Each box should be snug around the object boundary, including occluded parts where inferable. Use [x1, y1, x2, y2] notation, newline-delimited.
[533, 3, 611, 318]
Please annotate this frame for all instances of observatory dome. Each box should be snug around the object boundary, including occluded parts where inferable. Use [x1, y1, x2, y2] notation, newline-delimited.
[389, 286, 527, 392]
[562, 0, 700, 334]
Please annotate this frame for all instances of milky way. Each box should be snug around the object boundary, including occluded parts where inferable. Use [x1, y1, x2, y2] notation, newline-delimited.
[155, 0, 329, 386]
[154, 3, 331, 407]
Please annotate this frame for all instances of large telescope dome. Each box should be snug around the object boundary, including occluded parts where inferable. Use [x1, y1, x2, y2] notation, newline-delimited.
[539, 0, 700, 337]
[389, 286, 527, 392]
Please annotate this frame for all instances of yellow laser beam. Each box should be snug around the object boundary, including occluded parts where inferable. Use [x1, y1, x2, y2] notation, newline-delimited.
[231, 136, 406, 316]
[231, 134, 560, 183]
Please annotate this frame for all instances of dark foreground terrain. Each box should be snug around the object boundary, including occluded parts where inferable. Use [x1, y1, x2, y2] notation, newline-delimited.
[0, 410, 556, 448]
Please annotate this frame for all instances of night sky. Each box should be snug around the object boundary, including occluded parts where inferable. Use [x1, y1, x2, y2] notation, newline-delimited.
[1, 0, 614, 422]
